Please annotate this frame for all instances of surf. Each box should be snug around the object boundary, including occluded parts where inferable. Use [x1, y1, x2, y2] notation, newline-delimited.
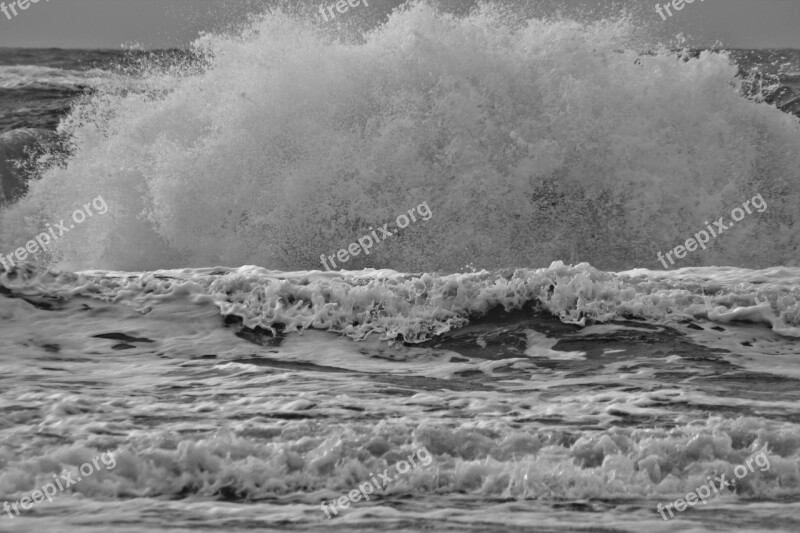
[1, 1, 799, 273]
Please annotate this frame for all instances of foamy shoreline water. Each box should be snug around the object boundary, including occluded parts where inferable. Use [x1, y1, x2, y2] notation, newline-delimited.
[1, 263, 799, 531]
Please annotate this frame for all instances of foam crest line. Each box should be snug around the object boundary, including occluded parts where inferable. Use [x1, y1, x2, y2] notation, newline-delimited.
[2, 262, 799, 342]
[206, 263, 800, 340]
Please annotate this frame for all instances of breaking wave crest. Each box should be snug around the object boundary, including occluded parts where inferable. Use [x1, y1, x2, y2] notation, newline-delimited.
[1, 1, 799, 272]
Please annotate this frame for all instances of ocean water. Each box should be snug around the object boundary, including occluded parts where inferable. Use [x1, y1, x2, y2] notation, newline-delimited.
[1, 2, 800, 532]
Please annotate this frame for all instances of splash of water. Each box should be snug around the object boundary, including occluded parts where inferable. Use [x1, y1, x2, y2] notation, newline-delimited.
[2, 1, 799, 272]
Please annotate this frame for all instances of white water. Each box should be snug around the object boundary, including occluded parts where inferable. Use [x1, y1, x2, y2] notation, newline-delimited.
[1, 2, 799, 272]
[1, 2, 800, 531]
[1, 263, 800, 531]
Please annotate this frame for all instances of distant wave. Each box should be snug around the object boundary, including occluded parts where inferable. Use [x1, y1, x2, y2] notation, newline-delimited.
[0, 65, 115, 91]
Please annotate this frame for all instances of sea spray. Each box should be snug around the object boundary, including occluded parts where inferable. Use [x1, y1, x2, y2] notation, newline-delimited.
[1, 2, 799, 272]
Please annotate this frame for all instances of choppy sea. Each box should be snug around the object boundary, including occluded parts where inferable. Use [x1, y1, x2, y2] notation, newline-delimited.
[1, 2, 800, 532]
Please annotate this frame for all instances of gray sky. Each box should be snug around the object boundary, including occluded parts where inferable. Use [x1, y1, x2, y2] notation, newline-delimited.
[0, 0, 798, 49]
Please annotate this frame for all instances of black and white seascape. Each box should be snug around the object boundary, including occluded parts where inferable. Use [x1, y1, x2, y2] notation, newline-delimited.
[1, 1, 800, 532]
